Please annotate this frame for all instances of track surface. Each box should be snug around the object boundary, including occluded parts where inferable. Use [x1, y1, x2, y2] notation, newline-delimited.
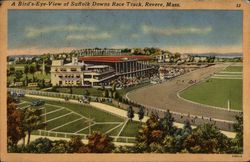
[127, 63, 240, 122]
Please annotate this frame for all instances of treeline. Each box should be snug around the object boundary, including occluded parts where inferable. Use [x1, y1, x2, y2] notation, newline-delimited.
[9, 133, 114, 153]
[7, 63, 51, 88]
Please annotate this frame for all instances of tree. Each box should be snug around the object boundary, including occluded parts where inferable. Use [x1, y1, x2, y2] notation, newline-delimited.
[50, 140, 69, 153]
[87, 131, 114, 153]
[230, 113, 243, 153]
[7, 102, 25, 148]
[26, 138, 52, 153]
[9, 66, 15, 75]
[112, 91, 119, 99]
[68, 136, 85, 153]
[15, 70, 23, 82]
[44, 65, 51, 75]
[22, 107, 45, 144]
[24, 65, 29, 76]
[183, 123, 231, 153]
[108, 89, 113, 98]
[135, 112, 163, 152]
[102, 89, 108, 97]
[29, 65, 36, 82]
[112, 83, 116, 92]
[161, 110, 175, 136]
[35, 62, 41, 71]
[138, 106, 145, 123]
[24, 65, 29, 86]
[127, 105, 134, 121]
[182, 119, 192, 136]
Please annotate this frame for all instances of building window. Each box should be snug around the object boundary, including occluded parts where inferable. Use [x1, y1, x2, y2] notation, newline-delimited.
[60, 68, 66, 72]
[84, 75, 92, 78]
[71, 68, 77, 72]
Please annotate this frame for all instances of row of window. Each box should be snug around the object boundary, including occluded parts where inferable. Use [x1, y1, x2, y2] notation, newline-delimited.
[54, 68, 79, 72]
[56, 75, 81, 78]
[64, 81, 81, 85]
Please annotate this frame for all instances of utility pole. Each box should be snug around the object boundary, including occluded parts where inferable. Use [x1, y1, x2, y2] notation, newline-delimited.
[228, 88, 231, 111]
[88, 114, 91, 135]
[45, 106, 47, 131]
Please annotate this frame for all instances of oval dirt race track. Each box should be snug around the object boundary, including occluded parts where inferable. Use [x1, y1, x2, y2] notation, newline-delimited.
[127, 63, 240, 122]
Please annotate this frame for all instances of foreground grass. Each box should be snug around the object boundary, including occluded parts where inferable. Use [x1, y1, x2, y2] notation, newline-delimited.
[180, 78, 242, 110]
[21, 97, 140, 137]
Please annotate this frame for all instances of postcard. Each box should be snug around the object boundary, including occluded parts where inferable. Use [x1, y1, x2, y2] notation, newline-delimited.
[0, 0, 250, 161]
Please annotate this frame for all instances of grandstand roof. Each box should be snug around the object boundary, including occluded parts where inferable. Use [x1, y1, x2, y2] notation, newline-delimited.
[79, 56, 152, 63]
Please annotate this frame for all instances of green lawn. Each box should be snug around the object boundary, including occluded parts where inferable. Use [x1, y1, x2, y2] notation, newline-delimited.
[45, 114, 80, 130]
[22, 97, 124, 122]
[120, 121, 141, 137]
[42, 109, 70, 121]
[55, 87, 103, 97]
[20, 97, 140, 140]
[8, 71, 51, 83]
[54, 119, 89, 133]
[223, 66, 242, 72]
[53, 82, 151, 98]
[180, 78, 242, 110]
[78, 124, 120, 134]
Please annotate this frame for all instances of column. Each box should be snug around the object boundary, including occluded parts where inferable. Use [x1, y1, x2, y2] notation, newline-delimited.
[123, 62, 125, 73]
[115, 62, 118, 73]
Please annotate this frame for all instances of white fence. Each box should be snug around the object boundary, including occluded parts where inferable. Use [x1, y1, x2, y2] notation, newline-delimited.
[8, 88, 111, 101]
[36, 130, 136, 143]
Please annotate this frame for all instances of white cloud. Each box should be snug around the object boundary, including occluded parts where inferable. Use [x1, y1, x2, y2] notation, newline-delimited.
[25, 24, 97, 38]
[142, 25, 212, 36]
[66, 32, 112, 41]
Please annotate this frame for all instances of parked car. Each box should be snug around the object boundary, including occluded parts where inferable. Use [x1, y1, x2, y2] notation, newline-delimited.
[31, 100, 45, 106]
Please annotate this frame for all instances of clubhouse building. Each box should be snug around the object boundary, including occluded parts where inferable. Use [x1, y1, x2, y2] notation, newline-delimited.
[51, 56, 153, 87]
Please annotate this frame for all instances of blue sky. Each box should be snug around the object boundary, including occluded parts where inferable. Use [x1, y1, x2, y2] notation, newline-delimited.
[8, 10, 242, 55]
